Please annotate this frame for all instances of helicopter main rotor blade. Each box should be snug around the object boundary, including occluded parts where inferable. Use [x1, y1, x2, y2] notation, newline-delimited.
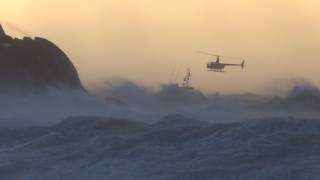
[196, 51, 219, 57]
[196, 51, 243, 60]
[220, 55, 244, 60]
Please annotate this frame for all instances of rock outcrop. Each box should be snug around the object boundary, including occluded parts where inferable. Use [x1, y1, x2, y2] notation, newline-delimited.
[0, 25, 83, 94]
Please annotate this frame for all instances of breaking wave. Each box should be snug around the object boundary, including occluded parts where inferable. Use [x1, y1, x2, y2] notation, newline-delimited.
[0, 80, 320, 179]
[1, 115, 320, 180]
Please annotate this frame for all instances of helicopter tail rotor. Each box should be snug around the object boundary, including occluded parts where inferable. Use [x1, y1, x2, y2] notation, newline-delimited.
[241, 60, 245, 69]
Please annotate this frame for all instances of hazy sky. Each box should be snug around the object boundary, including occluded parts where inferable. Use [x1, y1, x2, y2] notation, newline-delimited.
[1, 0, 320, 94]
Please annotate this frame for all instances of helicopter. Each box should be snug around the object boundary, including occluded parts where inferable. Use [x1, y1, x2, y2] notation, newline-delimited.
[197, 51, 245, 72]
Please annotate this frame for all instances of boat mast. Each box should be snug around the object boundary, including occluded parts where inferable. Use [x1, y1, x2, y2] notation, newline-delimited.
[182, 68, 192, 88]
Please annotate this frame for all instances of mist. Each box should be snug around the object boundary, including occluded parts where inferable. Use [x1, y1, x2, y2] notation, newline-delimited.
[0, 79, 319, 129]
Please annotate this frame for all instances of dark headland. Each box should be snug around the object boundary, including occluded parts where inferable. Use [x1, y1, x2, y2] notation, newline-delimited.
[0, 24, 84, 94]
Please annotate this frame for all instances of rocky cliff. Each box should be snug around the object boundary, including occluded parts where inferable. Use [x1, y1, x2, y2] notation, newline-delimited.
[0, 25, 83, 94]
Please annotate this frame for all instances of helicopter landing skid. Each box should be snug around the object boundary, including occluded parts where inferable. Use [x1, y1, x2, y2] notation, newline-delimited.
[208, 70, 226, 73]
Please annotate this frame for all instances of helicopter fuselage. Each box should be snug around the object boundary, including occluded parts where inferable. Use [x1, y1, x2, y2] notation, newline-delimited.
[207, 62, 225, 70]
